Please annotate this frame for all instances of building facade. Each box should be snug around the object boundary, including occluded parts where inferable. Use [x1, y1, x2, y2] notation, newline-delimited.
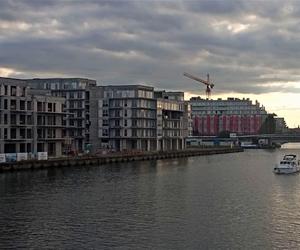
[90, 85, 157, 152]
[1, 76, 192, 154]
[90, 85, 191, 152]
[155, 91, 192, 150]
[275, 117, 288, 133]
[0, 77, 65, 157]
[26, 78, 96, 152]
[190, 97, 268, 136]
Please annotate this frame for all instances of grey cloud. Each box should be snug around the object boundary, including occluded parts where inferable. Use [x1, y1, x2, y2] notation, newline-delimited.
[185, 0, 246, 15]
[1, 0, 300, 96]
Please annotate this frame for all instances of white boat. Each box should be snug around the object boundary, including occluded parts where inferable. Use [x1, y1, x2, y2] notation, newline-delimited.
[274, 154, 300, 174]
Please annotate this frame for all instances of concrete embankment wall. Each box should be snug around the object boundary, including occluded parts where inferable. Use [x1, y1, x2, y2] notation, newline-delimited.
[0, 147, 243, 172]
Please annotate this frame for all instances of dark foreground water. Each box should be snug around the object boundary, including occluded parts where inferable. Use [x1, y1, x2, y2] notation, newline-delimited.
[1, 145, 300, 249]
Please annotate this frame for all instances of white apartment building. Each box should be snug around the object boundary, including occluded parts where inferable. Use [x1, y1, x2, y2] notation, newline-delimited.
[90, 85, 191, 152]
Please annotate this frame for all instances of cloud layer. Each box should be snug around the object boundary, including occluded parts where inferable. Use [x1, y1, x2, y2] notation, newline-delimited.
[1, 0, 300, 95]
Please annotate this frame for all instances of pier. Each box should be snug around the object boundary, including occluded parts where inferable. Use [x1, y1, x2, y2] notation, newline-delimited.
[0, 147, 243, 172]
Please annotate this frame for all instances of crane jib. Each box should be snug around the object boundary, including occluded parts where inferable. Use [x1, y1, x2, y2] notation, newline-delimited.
[183, 72, 215, 99]
[183, 72, 214, 87]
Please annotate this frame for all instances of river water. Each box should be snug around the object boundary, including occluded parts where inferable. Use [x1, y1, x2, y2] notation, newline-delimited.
[1, 144, 300, 249]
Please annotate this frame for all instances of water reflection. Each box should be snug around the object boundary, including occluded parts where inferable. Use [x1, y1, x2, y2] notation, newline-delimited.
[281, 142, 300, 149]
[1, 149, 300, 248]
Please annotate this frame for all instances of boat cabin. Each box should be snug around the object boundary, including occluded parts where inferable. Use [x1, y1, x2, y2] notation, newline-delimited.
[283, 154, 296, 161]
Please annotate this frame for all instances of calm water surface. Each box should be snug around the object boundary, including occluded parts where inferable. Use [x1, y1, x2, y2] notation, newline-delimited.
[1, 145, 300, 249]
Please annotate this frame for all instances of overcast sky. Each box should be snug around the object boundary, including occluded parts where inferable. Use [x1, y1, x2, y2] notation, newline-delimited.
[1, 0, 300, 126]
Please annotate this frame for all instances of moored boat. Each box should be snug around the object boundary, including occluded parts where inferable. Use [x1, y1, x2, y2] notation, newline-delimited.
[274, 154, 300, 174]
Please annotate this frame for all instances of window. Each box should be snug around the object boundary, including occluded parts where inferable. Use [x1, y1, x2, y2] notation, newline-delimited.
[27, 129, 32, 139]
[37, 129, 46, 139]
[10, 128, 16, 139]
[20, 100, 25, 110]
[37, 143, 44, 152]
[10, 114, 16, 125]
[132, 100, 137, 107]
[132, 119, 137, 126]
[103, 99, 108, 107]
[20, 115, 26, 125]
[27, 143, 31, 153]
[27, 101, 32, 110]
[103, 109, 108, 117]
[102, 129, 108, 136]
[21, 87, 26, 97]
[48, 116, 55, 126]
[48, 103, 53, 112]
[132, 129, 137, 136]
[37, 116, 45, 125]
[20, 129, 26, 139]
[10, 100, 16, 110]
[11, 86, 16, 96]
[4, 114, 7, 124]
[4, 144, 16, 153]
[103, 119, 108, 126]
[4, 99, 7, 109]
[50, 83, 57, 90]
[47, 129, 55, 139]
[124, 129, 127, 136]
[69, 101, 75, 109]
[124, 120, 127, 126]
[37, 102, 43, 112]
[48, 143, 56, 156]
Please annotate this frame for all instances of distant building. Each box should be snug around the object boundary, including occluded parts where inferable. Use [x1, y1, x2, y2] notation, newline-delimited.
[0, 77, 65, 157]
[26, 78, 96, 152]
[275, 117, 288, 133]
[89, 85, 191, 152]
[190, 97, 268, 135]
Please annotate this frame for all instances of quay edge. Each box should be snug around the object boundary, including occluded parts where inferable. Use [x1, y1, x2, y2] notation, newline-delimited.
[0, 147, 243, 173]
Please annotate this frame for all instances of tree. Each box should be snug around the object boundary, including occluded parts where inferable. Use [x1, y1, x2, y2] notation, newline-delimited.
[259, 114, 276, 134]
[218, 130, 230, 138]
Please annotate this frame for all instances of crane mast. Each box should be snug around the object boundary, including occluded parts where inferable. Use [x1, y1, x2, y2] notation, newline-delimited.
[183, 72, 215, 99]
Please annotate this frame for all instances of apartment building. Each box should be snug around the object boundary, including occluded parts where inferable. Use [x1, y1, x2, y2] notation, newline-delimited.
[26, 78, 96, 152]
[155, 91, 192, 150]
[0, 77, 65, 157]
[90, 85, 157, 151]
[190, 97, 268, 136]
[90, 85, 191, 152]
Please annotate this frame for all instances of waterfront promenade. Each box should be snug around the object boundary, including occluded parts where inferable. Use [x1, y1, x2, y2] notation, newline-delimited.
[0, 147, 243, 172]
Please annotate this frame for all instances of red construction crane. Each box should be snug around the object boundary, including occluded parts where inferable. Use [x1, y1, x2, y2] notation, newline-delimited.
[183, 72, 215, 99]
